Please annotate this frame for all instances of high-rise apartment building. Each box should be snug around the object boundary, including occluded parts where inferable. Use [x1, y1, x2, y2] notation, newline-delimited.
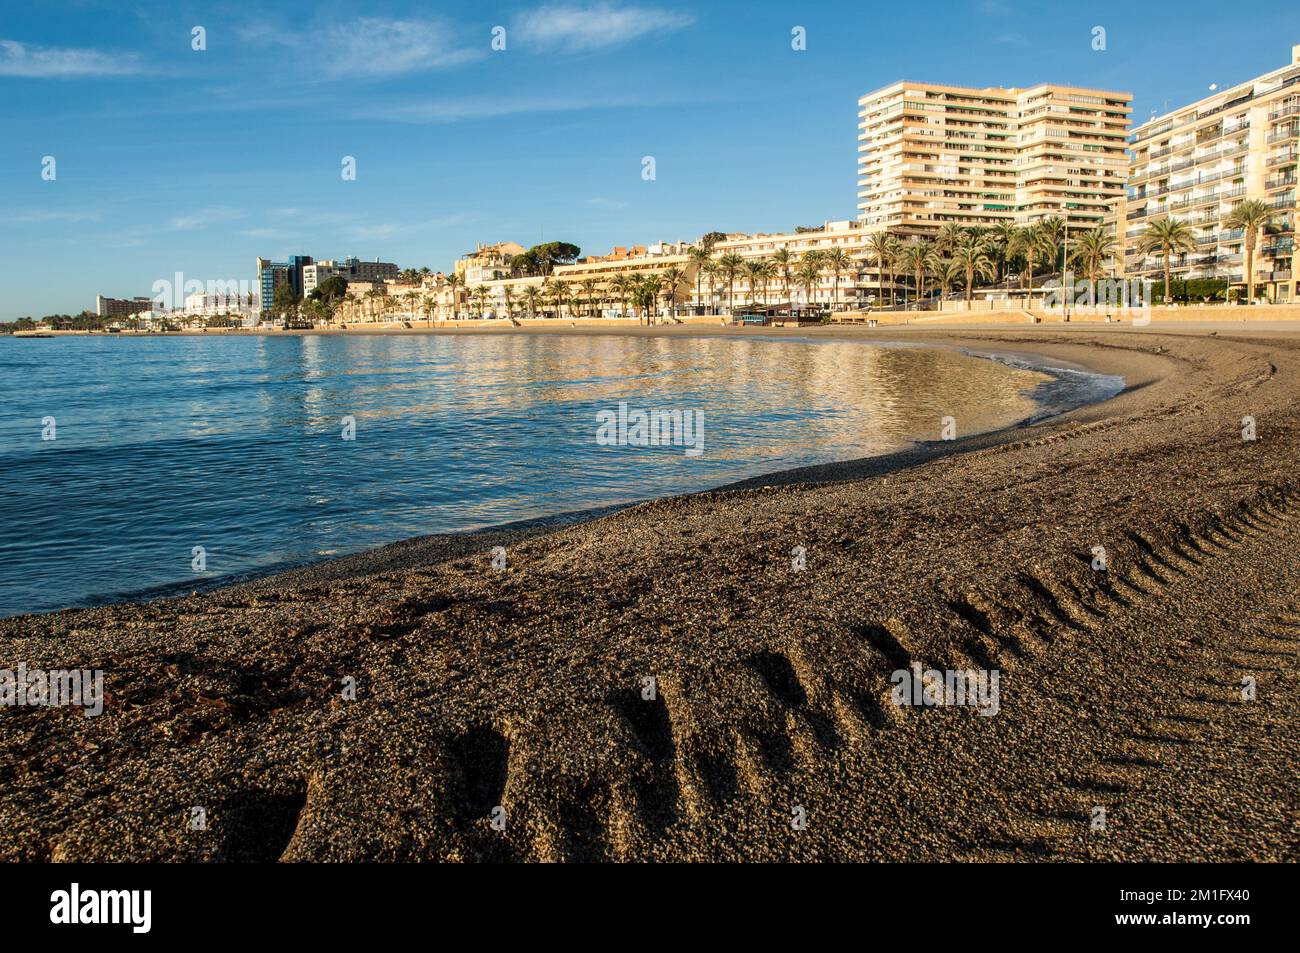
[857, 81, 1132, 236]
[1117, 44, 1300, 302]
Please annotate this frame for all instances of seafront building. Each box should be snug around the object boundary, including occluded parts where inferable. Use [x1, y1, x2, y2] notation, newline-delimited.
[856, 80, 1132, 237]
[301, 257, 400, 295]
[1115, 44, 1300, 302]
[94, 295, 154, 318]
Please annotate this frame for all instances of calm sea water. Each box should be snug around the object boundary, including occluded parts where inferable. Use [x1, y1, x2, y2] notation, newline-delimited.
[0, 333, 1121, 618]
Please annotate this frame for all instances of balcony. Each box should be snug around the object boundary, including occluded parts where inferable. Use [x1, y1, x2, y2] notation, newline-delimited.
[1266, 175, 1299, 191]
[1268, 100, 1300, 121]
[1267, 150, 1299, 168]
[1267, 127, 1298, 145]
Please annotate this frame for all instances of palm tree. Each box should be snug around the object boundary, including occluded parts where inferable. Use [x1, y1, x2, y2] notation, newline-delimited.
[610, 274, 635, 318]
[638, 274, 664, 325]
[472, 285, 489, 318]
[716, 253, 744, 315]
[795, 256, 821, 312]
[951, 237, 996, 305]
[1037, 216, 1067, 274]
[865, 231, 895, 309]
[935, 223, 967, 255]
[364, 287, 382, 322]
[741, 259, 767, 307]
[772, 248, 795, 312]
[445, 273, 464, 319]
[660, 266, 687, 319]
[501, 286, 515, 320]
[1010, 225, 1045, 300]
[549, 280, 570, 319]
[422, 294, 436, 322]
[1071, 228, 1117, 283]
[687, 246, 711, 314]
[989, 221, 1018, 282]
[822, 248, 852, 312]
[701, 260, 720, 315]
[523, 285, 540, 318]
[1224, 199, 1275, 304]
[1137, 217, 1197, 305]
[403, 290, 419, 318]
[898, 240, 932, 308]
[935, 257, 963, 305]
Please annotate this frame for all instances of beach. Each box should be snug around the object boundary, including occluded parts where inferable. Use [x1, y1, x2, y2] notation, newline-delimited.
[1, 323, 1297, 861]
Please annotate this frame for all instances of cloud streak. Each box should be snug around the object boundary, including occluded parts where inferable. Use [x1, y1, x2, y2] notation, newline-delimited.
[515, 3, 694, 53]
[0, 39, 143, 78]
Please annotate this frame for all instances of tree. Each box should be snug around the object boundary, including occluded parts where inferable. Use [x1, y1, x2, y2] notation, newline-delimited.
[310, 275, 349, 303]
[716, 253, 744, 315]
[1010, 225, 1045, 299]
[501, 286, 515, 320]
[548, 279, 570, 318]
[445, 273, 464, 318]
[1137, 217, 1197, 305]
[700, 260, 720, 314]
[660, 266, 687, 318]
[823, 248, 851, 312]
[271, 283, 300, 319]
[637, 274, 664, 325]
[528, 242, 581, 274]
[795, 255, 822, 311]
[610, 274, 635, 318]
[898, 240, 932, 308]
[687, 246, 711, 312]
[951, 236, 995, 305]
[865, 231, 895, 309]
[699, 231, 727, 253]
[1037, 216, 1067, 274]
[741, 259, 771, 307]
[1071, 228, 1117, 283]
[580, 278, 600, 318]
[988, 221, 1019, 282]
[935, 223, 967, 255]
[523, 285, 541, 318]
[1224, 199, 1275, 304]
[771, 248, 795, 311]
[472, 285, 489, 318]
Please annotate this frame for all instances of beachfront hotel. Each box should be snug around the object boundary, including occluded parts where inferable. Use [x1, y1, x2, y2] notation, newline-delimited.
[1115, 45, 1300, 302]
[856, 81, 1132, 237]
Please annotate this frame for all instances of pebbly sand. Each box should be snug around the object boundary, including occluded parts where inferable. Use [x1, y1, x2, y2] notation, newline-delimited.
[1, 324, 1297, 862]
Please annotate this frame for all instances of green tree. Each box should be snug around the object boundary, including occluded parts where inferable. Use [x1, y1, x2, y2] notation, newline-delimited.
[1137, 218, 1197, 305]
[1224, 199, 1275, 304]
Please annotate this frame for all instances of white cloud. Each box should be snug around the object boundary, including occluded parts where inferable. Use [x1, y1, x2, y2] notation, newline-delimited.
[370, 91, 678, 123]
[319, 18, 482, 78]
[0, 39, 143, 78]
[166, 208, 245, 231]
[515, 3, 694, 53]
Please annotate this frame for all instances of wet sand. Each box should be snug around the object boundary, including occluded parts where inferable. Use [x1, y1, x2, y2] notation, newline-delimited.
[1, 325, 1297, 861]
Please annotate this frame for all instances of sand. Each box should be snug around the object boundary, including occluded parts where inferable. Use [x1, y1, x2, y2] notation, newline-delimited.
[1, 324, 1297, 862]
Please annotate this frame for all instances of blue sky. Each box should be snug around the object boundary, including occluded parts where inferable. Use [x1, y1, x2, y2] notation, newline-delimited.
[1, 0, 1298, 319]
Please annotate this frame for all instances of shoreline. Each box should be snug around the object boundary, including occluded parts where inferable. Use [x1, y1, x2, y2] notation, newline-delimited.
[4, 333, 1125, 620]
[2, 325, 1297, 861]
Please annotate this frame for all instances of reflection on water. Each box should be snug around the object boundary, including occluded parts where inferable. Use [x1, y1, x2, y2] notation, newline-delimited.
[0, 333, 1110, 617]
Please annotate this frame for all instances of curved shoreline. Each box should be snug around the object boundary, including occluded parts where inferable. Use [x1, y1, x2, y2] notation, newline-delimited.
[5, 331, 1119, 619]
[2, 325, 1297, 862]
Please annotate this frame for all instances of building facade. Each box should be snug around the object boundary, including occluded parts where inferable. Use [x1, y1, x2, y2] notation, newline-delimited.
[94, 295, 154, 318]
[1116, 44, 1300, 301]
[857, 80, 1132, 237]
